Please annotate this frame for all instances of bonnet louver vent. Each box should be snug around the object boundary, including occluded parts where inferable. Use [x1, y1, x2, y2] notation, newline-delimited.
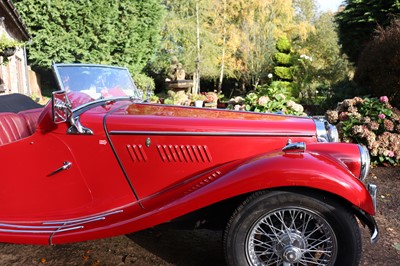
[126, 144, 148, 162]
[157, 145, 212, 163]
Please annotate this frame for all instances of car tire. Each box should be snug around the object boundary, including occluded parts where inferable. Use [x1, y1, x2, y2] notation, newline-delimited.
[223, 190, 361, 266]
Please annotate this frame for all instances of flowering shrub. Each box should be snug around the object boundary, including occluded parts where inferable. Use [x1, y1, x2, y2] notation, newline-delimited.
[230, 83, 306, 116]
[326, 96, 400, 165]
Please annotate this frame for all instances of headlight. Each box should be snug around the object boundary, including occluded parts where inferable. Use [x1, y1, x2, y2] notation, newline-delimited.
[314, 117, 339, 142]
[358, 144, 371, 181]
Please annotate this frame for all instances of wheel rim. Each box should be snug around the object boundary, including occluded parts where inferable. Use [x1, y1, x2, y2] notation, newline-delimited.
[245, 207, 338, 266]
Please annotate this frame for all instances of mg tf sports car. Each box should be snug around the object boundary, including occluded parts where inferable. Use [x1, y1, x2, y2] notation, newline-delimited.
[0, 64, 377, 266]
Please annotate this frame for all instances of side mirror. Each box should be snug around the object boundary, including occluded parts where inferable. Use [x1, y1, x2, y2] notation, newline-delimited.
[52, 91, 71, 124]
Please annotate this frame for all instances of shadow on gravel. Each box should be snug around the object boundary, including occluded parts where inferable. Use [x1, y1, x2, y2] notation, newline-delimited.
[127, 228, 225, 266]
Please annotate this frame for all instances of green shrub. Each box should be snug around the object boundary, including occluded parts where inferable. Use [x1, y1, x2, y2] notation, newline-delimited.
[241, 83, 306, 116]
[131, 72, 155, 97]
[276, 36, 291, 53]
[274, 66, 292, 80]
[273, 53, 292, 66]
[326, 96, 400, 166]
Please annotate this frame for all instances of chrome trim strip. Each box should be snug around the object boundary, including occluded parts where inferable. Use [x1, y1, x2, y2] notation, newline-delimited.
[0, 210, 123, 240]
[0, 226, 83, 234]
[43, 210, 123, 225]
[0, 223, 60, 229]
[109, 130, 314, 137]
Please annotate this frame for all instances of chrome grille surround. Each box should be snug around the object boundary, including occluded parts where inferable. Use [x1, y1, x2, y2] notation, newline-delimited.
[358, 144, 371, 181]
[314, 117, 339, 142]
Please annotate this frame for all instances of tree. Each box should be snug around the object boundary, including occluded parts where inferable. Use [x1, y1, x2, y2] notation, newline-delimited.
[150, 0, 327, 95]
[291, 7, 351, 104]
[14, 0, 165, 77]
[336, 0, 400, 64]
[151, 0, 217, 84]
[273, 36, 292, 81]
[354, 20, 400, 104]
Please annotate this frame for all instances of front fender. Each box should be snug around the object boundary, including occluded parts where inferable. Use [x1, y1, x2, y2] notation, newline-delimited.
[140, 148, 375, 218]
[206, 150, 375, 215]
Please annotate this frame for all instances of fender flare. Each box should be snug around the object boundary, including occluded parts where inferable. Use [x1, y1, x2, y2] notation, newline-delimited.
[181, 151, 375, 215]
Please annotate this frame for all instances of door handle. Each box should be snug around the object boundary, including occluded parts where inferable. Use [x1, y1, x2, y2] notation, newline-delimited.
[48, 161, 72, 176]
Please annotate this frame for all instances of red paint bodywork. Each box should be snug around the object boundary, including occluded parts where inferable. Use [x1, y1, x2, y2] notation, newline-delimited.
[0, 98, 375, 245]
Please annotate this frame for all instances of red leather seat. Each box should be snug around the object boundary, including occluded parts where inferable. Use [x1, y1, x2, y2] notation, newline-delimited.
[0, 112, 31, 146]
[18, 108, 43, 134]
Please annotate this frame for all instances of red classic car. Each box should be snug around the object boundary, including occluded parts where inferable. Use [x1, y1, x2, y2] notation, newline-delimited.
[0, 64, 377, 266]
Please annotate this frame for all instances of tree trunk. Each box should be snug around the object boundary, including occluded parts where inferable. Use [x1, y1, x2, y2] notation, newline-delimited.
[195, 0, 201, 93]
[218, 0, 227, 93]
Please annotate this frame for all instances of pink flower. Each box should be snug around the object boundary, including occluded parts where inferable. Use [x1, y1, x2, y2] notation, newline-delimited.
[380, 96, 389, 103]
[234, 104, 244, 111]
[388, 151, 395, 157]
[378, 113, 386, 119]
[339, 112, 349, 121]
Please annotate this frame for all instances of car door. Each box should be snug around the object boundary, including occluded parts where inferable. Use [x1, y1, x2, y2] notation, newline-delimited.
[0, 133, 93, 221]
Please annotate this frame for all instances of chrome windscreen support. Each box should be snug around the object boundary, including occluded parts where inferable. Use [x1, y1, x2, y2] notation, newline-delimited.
[67, 116, 94, 135]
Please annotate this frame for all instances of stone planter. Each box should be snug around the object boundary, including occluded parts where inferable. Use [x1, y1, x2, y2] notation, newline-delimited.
[204, 102, 217, 108]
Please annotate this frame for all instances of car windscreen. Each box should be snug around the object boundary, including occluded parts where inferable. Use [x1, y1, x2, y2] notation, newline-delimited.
[53, 64, 142, 108]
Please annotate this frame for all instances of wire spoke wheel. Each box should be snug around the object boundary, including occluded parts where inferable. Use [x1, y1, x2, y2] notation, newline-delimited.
[224, 191, 361, 266]
[245, 208, 337, 266]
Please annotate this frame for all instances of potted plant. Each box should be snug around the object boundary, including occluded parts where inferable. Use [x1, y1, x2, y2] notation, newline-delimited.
[0, 34, 23, 59]
[191, 93, 207, 107]
[204, 91, 219, 108]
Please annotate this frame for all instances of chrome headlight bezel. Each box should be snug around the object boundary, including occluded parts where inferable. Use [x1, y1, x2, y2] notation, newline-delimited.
[327, 124, 339, 142]
[358, 144, 371, 181]
[314, 117, 339, 142]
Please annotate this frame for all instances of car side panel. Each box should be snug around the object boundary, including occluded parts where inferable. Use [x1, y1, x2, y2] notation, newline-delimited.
[108, 133, 313, 200]
[51, 149, 374, 244]
[105, 106, 318, 200]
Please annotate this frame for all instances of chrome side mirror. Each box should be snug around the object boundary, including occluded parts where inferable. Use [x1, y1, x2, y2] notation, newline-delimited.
[52, 91, 71, 124]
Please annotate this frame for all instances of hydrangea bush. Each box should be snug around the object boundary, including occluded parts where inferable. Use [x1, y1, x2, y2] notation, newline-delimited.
[229, 83, 306, 116]
[326, 96, 400, 166]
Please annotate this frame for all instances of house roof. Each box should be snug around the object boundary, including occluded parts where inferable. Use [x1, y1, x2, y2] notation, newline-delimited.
[0, 0, 30, 41]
